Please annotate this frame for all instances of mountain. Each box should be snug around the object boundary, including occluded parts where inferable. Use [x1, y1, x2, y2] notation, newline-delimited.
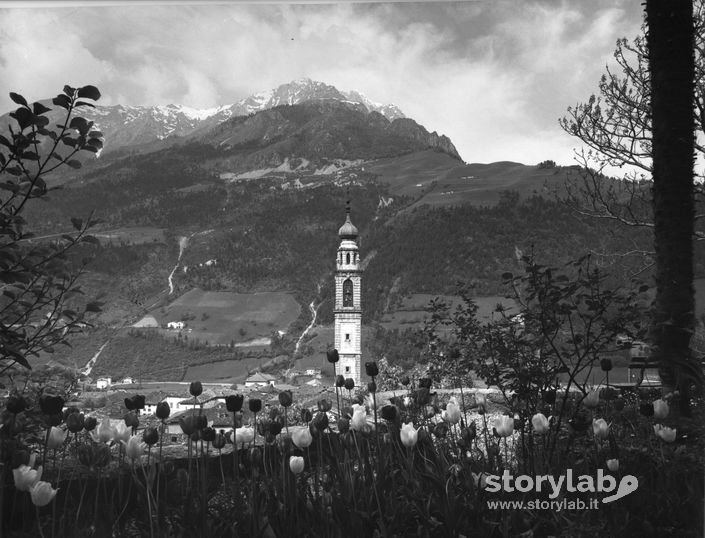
[28, 79, 409, 155]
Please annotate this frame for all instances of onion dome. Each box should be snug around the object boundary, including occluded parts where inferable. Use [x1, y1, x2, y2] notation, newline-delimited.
[338, 212, 358, 240]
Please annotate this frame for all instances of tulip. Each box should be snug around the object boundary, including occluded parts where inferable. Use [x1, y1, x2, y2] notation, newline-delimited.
[337, 417, 350, 434]
[143, 427, 159, 446]
[600, 358, 613, 372]
[113, 423, 131, 444]
[317, 399, 332, 412]
[365, 361, 378, 377]
[401, 376, 410, 386]
[312, 411, 328, 432]
[13, 464, 42, 492]
[47, 427, 67, 450]
[289, 455, 305, 474]
[6, 395, 27, 414]
[225, 394, 244, 413]
[531, 413, 550, 434]
[189, 381, 203, 397]
[213, 433, 227, 450]
[278, 390, 293, 408]
[249, 399, 262, 413]
[292, 427, 313, 448]
[443, 401, 462, 425]
[202, 427, 216, 443]
[583, 390, 600, 409]
[541, 390, 557, 405]
[380, 405, 398, 421]
[592, 418, 610, 440]
[335, 375, 345, 388]
[235, 427, 255, 447]
[400, 422, 418, 448]
[472, 472, 489, 489]
[495, 415, 515, 437]
[39, 394, 64, 415]
[326, 349, 339, 363]
[123, 435, 146, 462]
[606, 458, 619, 472]
[301, 408, 312, 423]
[29, 481, 58, 507]
[344, 378, 355, 391]
[91, 418, 115, 444]
[654, 424, 677, 443]
[66, 413, 84, 434]
[653, 399, 669, 420]
[433, 422, 448, 438]
[83, 416, 97, 432]
[156, 401, 171, 420]
[350, 405, 368, 432]
[124, 412, 139, 429]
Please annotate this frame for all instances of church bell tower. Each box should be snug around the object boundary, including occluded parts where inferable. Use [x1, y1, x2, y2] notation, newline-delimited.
[334, 203, 362, 388]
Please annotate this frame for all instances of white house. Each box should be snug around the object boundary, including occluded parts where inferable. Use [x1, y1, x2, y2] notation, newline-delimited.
[167, 321, 185, 330]
[305, 368, 321, 377]
[96, 377, 111, 390]
[245, 372, 277, 388]
[121, 377, 134, 385]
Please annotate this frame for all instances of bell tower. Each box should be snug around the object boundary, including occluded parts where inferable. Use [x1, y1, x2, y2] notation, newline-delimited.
[334, 202, 362, 388]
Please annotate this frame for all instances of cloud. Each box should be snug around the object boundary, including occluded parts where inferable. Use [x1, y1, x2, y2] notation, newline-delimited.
[0, 1, 645, 165]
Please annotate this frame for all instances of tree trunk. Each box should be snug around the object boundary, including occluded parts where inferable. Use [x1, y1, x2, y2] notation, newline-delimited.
[646, 0, 696, 415]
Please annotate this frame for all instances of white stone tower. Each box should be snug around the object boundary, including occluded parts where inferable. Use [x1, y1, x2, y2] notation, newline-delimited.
[334, 203, 362, 388]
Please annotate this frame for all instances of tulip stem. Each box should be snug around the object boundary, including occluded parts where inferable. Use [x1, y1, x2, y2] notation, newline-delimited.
[35, 505, 46, 538]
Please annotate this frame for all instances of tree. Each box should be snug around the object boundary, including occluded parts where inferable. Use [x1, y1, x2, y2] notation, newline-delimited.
[559, 0, 704, 238]
[0, 85, 104, 374]
[646, 0, 700, 412]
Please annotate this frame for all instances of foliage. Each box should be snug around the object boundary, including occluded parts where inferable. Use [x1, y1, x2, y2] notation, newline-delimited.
[0, 85, 103, 372]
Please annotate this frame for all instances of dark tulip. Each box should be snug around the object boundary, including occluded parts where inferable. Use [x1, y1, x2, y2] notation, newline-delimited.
[335, 375, 345, 388]
[433, 422, 448, 438]
[313, 411, 328, 432]
[418, 378, 432, 389]
[124, 412, 139, 429]
[367, 381, 376, 393]
[6, 395, 27, 414]
[613, 398, 626, 412]
[133, 395, 145, 410]
[600, 358, 613, 372]
[542, 390, 557, 405]
[249, 399, 262, 413]
[365, 361, 379, 377]
[225, 394, 244, 413]
[268, 407, 281, 420]
[46, 413, 62, 427]
[278, 390, 293, 408]
[269, 421, 282, 436]
[124, 397, 135, 411]
[338, 417, 350, 434]
[84, 416, 97, 432]
[63, 407, 78, 422]
[401, 376, 410, 386]
[189, 381, 203, 397]
[179, 416, 195, 436]
[156, 401, 171, 420]
[39, 395, 64, 415]
[301, 408, 312, 423]
[201, 427, 216, 443]
[568, 413, 590, 433]
[341, 406, 353, 419]
[190, 431, 201, 443]
[213, 433, 227, 450]
[344, 378, 355, 391]
[327, 349, 339, 364]
[462, 422, 477, 442]
[67, 413, 85, 433]
[143, 427, 159, 446]
[639, 403, 654, 417]
[195, 414, 208, 431]
[380, 405, 398, 421]
[317, 399, 332, 412]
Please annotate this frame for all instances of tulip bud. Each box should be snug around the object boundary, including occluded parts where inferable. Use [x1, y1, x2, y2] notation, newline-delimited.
[29, 481, 58, 507]
[583, 390, 600, 409]
[592, 418, 610, 440]
[317, 399, 332, 413]
[400, 422, 418, 448]
[312, 411, 328, 432]
[124, 397, 135, 411]
[653, 424, 676, 443]
[124, 412, 139, 429]
[335, 375, 345, 388]
[531, 413, 550, 434]
[153, 401, 169, 420]
[269, 421, 283, 437]
[337, 417, 350, 434]
[133, 395, 145, 410]
[6, 395, 27, 414]
[541, 390, 556, 405]
[143, 427, 159, 446]
[301, 408, 312, 423]
[189, 381, 203, 397]
[67, 413, 84, 434]
[46, 413, 62, 427]
[83, 416, 97, 432]
[365, 361, 379, 377]
[653, 399, 669, 420]
[278, 390, 293, 408]
[401, 376, 410, 386]
[494, 415, 514, 437]
[202, 427, 216, 443]
[600, 358, 613, 372]
[226, 394, 244, 413]
[213, 433, 227, 450]
[47, 426, 67, 450]
[606, 458, 619, 472]
[344, 378, 355, 391]
[367, 381, 376, 393]
[39, 395, 64, 415]
[380, 405, 398, 421]
[326, 349, 339, 364]
[249, 399, 262, 413]
[179, 416, 195, 436]
[289, 455, 305, 474]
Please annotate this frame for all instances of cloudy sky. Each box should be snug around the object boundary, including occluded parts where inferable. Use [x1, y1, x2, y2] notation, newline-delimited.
[0, 0, 645, 166]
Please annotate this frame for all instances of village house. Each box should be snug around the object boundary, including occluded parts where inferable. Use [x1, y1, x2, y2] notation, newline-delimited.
[96, 377, 112, 390]
[167, 321, 185, 330]
[244, 372, 277, 388]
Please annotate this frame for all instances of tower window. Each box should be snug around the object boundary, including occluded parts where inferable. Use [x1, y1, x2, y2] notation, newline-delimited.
[345, 333, 350, 342]
[343, 279, 353, 307]
[345, 366, 351, 373]
[346, 253, 351, 264]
